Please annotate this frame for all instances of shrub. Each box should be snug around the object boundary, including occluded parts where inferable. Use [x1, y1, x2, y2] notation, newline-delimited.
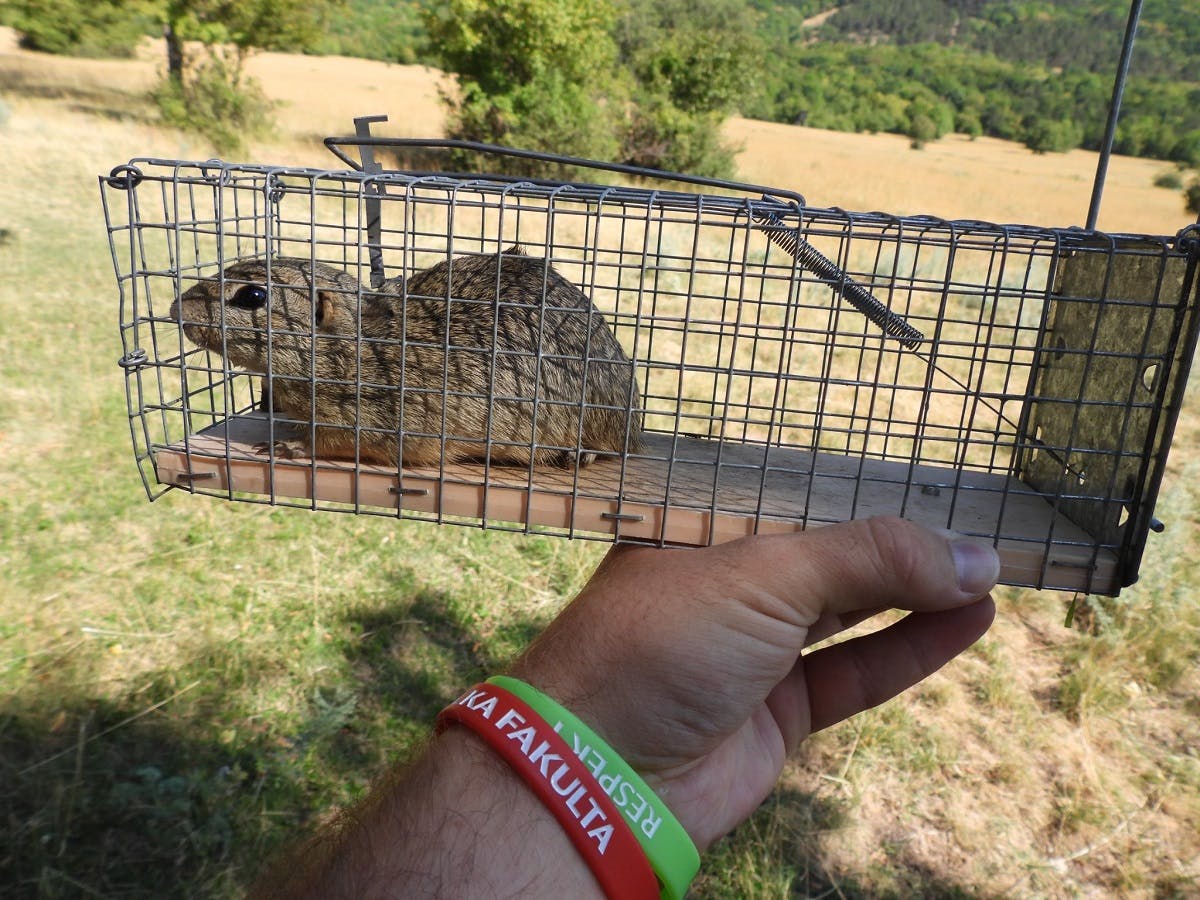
[620, 93, 738, 179]
[10, 0, 149, 58]
[908, 113, 937, 150]
[426, 0, 750, 179]
[956, 110, 984, 139]
[1024, 118, 1084, 154]
[443, 72, 623, 178]
[1186, 177, 1200, 217]
[150, 52, 275, 158]
[1153, 170, 1184, 190]
[1173, 129, 1200, 169]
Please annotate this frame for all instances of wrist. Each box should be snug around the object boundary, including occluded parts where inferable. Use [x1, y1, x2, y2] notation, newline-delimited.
[437, 682, 661, 898]
[423, 727, 608, 899]
[506, 660, 656, 783]
[261, 726, 605, 899]
[487, 676, 701, 900]
[505, 660, 713, 843]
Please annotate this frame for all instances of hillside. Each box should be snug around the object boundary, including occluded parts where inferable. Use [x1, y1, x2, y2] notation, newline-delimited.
[748, 0, 1200, 163]
[4, 0, 1197, 164]
[311, 0, 1200, 163]
[0, 26, 1191, 234]
[816, 0, 1200, 81]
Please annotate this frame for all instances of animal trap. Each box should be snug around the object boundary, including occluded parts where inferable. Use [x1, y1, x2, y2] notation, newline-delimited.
[101, 137, 1200, 596]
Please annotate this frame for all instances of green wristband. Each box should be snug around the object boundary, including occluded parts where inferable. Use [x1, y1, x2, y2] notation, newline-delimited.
[487, 675, 700, 900]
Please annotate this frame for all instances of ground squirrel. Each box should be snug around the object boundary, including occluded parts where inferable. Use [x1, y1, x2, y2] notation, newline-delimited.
[170, 248, 643, 467]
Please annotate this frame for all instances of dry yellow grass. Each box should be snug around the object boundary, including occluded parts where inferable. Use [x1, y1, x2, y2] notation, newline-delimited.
[0, 27, 447, 165]
[728, 116, 1192, 235]
[242, 50, 447, 144]
[4, 25, 1191, 236]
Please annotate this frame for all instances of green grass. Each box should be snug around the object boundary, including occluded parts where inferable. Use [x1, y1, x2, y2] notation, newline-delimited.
[0, 120, 605, 893]
[2, 88, 1199, 898]
[1055, 460, 1200, 723]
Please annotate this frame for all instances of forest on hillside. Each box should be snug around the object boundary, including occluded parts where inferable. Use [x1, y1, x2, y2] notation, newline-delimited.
[317, 0, 1200, 165]
[4, 0, 1199, 166]
[749, 0, 1200, 162]
[813, 0, 1199, 82]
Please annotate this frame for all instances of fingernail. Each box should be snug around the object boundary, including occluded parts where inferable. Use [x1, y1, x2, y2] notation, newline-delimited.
[949, 539, 1001, 595]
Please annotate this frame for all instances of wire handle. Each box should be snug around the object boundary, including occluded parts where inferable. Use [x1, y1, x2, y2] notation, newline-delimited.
[323, 134, 808, 206]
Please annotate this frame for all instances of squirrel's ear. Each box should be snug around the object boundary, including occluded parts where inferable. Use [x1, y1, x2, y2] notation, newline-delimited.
[315, 292, 338, 330]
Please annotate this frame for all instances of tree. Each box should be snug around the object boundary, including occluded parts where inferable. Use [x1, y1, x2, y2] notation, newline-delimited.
[308, 0, 427, 64]
[616, 0, 761, 116]
[621, 95, 737, 178]
[907, 112, 937, 149]
[152, 0, 343, 156]
[425, 0, 760, 179]
[1024, 118, 1084, 154]
[905, 97, 947, 149]
[424, 0, 625, 173]
[8, 0, 153, 57]
[1172, 129, 1200, 170]
[161, 0, 339, 82]
[955, 110, 983, 139]
[614, 0, 760, 176]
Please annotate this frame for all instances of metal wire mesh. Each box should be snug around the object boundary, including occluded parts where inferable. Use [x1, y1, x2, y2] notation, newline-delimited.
[101, 157, 1200, 595]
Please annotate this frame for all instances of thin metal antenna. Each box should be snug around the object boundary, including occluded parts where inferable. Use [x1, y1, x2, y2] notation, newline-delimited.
[1085, 0, 1143, 231]
[354, 114, 389, 288]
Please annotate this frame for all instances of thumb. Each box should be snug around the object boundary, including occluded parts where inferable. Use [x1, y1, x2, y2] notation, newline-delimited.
[715, 516, 1001, 627]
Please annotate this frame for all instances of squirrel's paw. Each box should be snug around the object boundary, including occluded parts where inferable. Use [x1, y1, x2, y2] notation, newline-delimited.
[553, 449, 598, 468]
[253, 439, 310, 460]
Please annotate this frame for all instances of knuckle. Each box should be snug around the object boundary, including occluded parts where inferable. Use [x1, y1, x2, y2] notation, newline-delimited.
[861, 516, 924, 589]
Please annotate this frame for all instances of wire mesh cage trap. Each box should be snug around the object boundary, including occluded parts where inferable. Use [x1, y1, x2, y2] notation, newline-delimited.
[100, 128, 1200, 597]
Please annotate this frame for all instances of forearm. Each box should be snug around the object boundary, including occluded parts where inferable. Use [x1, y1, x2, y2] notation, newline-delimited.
[251, 728, 604, 899]
[251, 519, 998, 896]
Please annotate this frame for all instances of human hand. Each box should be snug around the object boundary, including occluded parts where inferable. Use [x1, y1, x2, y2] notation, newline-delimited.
[511, 516, 999, 850]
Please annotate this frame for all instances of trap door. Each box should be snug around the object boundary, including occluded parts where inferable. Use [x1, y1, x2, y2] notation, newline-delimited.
[1018, 237, 1200, 592]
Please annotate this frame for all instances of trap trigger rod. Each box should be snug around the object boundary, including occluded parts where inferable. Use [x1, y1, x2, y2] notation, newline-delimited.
[903, 346, 1089, 484]
[754, 204, 1084, 481]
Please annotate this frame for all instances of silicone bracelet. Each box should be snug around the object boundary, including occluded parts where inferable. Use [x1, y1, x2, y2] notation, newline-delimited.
[487, 676, 701, 900]
[437, 683, 659, 900]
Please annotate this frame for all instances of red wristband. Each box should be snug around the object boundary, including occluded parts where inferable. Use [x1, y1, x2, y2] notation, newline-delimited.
[437, 683, 659, 900]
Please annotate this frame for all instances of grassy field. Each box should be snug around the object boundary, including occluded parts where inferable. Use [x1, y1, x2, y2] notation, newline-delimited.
[2, 30, 1199, 898]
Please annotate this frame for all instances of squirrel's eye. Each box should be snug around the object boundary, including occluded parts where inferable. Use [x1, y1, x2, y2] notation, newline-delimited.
[230, 284, 269, 310]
